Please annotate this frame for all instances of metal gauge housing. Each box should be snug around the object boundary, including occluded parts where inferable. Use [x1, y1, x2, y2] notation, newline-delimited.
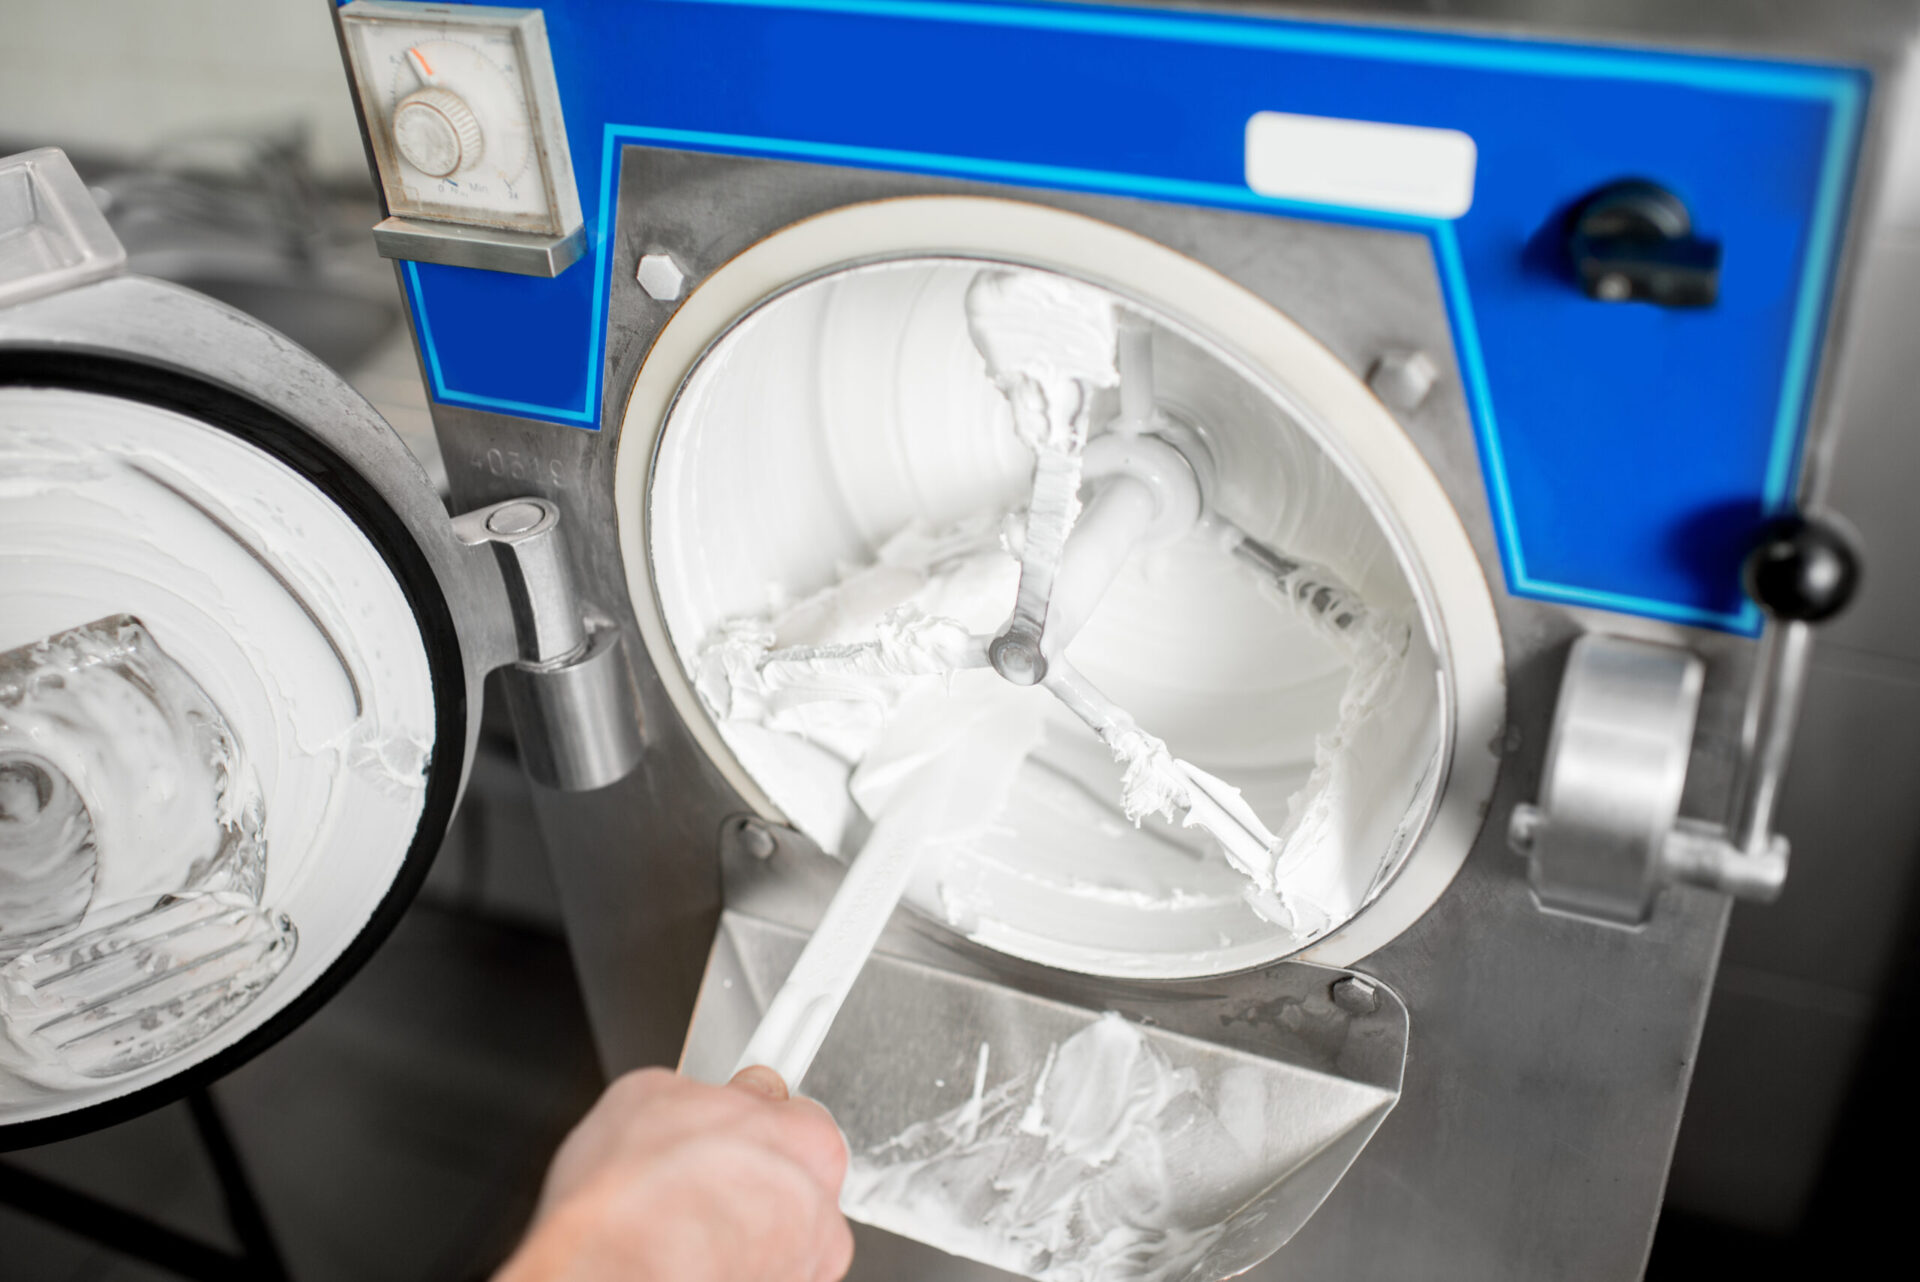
[340, 1, 585, 277]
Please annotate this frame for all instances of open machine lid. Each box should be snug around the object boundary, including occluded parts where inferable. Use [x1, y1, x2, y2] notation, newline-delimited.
[0, 150, 472, 1145]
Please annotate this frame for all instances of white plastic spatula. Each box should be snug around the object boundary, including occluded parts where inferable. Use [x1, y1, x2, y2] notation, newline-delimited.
[732, 675, 1043, 1092]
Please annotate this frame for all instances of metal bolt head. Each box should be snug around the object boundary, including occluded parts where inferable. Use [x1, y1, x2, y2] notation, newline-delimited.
[1331, 975, 1381, 1016]
[637, 253, 686, 302]
[736, 819, 777, 860]
[1507, 803, 1543, 857]
[1367, 349, 1439, 413]
[485, 500, 546, 536]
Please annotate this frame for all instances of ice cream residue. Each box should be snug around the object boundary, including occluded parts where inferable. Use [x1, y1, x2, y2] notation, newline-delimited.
[694, 508, 1411, 953]
[843, 1013, 1274, 1282]
[653, 259, 1440, 976]
[1, 615, 269, 936]
[965, 269, 1121, 456]
[0, 388, 436, 1116]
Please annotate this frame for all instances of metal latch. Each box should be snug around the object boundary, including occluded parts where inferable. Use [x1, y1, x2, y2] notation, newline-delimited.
[1510, 516, 1859, 926]
[452, 497, 644, 792]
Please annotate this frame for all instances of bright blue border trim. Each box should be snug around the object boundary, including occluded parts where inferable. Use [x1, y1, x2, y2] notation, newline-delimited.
[590, 124, 1787, 632]
[404, 261, 597, 424]
[1431, 218, 1766, 634]
[410, 111, 1842, 630]
[396, 0, 1865, 632]
[1762, 77, 1866, 511]
[405, 122, 1435, 425]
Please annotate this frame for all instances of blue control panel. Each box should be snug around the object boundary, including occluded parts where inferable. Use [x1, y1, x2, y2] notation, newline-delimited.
[365, 0, 1866, 634]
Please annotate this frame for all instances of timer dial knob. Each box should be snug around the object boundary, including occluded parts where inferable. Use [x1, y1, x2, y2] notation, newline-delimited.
[392, 86, 484, 178]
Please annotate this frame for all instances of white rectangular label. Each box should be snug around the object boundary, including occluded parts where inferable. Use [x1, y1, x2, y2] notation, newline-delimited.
[1244, 111, 1478, 219]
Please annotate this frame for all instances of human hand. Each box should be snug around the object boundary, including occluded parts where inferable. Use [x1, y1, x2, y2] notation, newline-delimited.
[494, 1065, 853, 1282]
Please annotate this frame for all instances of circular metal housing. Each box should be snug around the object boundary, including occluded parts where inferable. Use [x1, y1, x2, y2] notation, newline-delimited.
[614, 197, 1505, 976]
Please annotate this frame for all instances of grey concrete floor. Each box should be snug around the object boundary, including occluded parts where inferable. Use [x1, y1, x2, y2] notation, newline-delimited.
[0, 899, 604, 1282]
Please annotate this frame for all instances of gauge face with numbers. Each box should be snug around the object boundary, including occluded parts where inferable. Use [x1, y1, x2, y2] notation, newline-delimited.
[340, 2, 581, 237]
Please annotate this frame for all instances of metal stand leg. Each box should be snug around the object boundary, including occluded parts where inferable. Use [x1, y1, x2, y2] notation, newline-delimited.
[0, 1086, 290, 1282]
[187, 1088, 291, 1281]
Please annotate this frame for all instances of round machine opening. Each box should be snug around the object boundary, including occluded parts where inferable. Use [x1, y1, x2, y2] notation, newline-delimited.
[0, 379, 445, 1131]
[622, 199, 1503, 978]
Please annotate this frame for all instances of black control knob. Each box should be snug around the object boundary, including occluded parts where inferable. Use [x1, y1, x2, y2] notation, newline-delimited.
[1744, 515, 1860, 623]
[1567, 180, 1721, 307]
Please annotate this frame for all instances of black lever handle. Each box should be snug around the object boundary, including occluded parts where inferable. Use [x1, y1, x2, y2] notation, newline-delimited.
[1744, 515, 1861, 624]
[1567, 180, 1721, 308]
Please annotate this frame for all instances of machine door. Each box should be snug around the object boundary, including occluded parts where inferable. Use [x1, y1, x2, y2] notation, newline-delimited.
[0, 150, 470, 1146]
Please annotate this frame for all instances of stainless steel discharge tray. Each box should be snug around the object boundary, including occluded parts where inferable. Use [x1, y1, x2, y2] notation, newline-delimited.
[682, 841, 1409, 1282]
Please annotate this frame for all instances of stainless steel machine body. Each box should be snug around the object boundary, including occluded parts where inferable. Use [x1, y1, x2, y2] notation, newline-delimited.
[471, 144, 1745, 1280]
[319, 2, 1920, 1276]
[3, 0, 1904, 1274]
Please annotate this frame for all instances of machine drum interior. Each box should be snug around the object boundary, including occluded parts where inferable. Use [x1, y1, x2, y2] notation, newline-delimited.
[647, 257, 1455, 978]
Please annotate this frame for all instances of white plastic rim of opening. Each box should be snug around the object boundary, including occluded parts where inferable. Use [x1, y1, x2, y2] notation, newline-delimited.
[617, 197, 1504, 976]
[0, 387, 436, 1124]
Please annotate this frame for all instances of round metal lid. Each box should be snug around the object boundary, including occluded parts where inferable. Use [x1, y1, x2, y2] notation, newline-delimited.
[0, 348, 468, 1146]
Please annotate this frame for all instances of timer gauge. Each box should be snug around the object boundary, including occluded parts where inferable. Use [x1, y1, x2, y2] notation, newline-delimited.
[339, 2, 585, 277]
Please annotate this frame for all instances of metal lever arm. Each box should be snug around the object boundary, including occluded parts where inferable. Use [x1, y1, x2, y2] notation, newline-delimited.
[452, 497, 644, 792]
[1510, 515, 1860, 926]
[1728, 516, 1859, 858]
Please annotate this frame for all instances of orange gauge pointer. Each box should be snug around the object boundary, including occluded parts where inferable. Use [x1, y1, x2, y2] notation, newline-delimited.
[406, 46, 434, 80]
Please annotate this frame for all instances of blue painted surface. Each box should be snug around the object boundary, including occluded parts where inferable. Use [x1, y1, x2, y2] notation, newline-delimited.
[361, 0, 1866, 632]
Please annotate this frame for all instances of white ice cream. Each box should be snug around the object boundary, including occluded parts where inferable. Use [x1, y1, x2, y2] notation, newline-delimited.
[843, 1013, 1275, 1282]
[965, 268, 1121, 454]
[0, 615, 269, 927]
[694, 512, 1413, 948]
[650, 259, 1443, 978]
[0, 388, 436, 1117]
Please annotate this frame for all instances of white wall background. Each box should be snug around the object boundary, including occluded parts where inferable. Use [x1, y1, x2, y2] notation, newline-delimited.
[0, 0, 370, 181]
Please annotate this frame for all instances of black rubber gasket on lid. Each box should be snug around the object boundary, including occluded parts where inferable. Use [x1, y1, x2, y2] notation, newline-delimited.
[0, 351, 468, 1151]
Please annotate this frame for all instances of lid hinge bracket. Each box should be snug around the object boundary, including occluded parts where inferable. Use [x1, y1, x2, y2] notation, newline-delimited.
[452, 497, 644, 792]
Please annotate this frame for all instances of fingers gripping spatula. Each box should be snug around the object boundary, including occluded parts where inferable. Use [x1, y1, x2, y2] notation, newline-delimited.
[732, 678, 1044, 1092]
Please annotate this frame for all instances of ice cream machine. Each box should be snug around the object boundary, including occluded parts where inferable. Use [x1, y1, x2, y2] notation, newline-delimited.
[2, 1, 1913, 1278]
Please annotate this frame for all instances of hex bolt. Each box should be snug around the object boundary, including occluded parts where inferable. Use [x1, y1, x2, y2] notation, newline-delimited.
[637, 252, 687, 302]
[1331, 975, 1381, 1016]
[736, 818, 778, 860]
[1507, 802, 1543, 856]
[1366, 349, 1439, 413]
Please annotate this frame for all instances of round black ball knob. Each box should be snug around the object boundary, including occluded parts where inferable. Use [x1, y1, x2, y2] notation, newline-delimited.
[1744, 516, 1861, 623]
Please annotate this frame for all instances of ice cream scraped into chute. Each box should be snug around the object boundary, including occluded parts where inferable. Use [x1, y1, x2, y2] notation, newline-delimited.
[732, 675, 1045, 1089]
[701, 263, 1414, 998]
